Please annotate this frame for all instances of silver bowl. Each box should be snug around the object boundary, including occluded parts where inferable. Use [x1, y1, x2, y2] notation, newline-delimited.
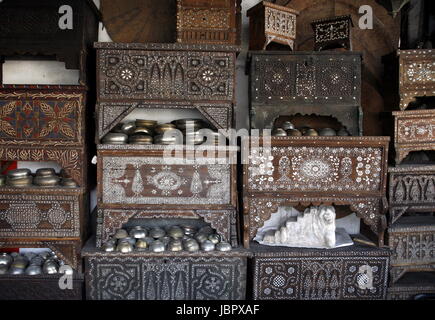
[216, 242, 232, 252]
[201, 240, 216, 252]
[150, 227, 166, 239]
[0, 253, 12, 266]
[25, 265, 43, 276]
[102, 133, 128, 144]
[183, 238, 200, 252]
[114, 229, 128, 239]
[129, 226, 147, 239]
[318, 128, 337, 136]
[116, 240, 133, 253]
[35, 168, 56, 177]
[167, 226, 184, 239]
[150, 240, 166, 253]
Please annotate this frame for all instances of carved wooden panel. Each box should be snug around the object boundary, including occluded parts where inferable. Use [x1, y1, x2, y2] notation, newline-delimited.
[388, 166, 435, 224]
[96, 208, 238, 248]
[311, 15, 353, 51]
[388, 217, 435, 284]
[393, 109, 435, 164]
[248, 52, 362, 133]
[0, 85, 87, 147]
[0, 187, 86, 239]
[97, 145, 237, 210]
[247, 1, 299, 50]
[0, 275, 84, 300]
[251, 243, 389, 300]
[177, 0, 241, 45]
[97, 101, 233, 141]
[398, 49, 435, 110]
[95, 43, 237, 103]
[0, 0, 100, 85]
[83, 251, 248, 300]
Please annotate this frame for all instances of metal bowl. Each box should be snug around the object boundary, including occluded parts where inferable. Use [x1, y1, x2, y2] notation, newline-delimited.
[120, 122, 136, 134]
[183, 238, 199, 252]
[35, 168, 56, 177]
[304, 128, 319, 136]
[150, 227, 166, 239]
[153, 134, 181, 145]
[135, 119, 157, 129]
[129, 226, 147, 239]
[7, 176, 33, 187]
[42, 260, 59, 274]
[0, 253, 12, 266]
[319, 128, 337, 136]
[116, 240, 133, 253]
[8, 267, 25, 275]
[216, 242, 232, 252]
[272, 128, 287, 137]
[168, 239, 183, 252]
[129, 134, 153, 145]
[167, 226, 184, 239]
[172, 119, 206, 131]
[102, 242, 115, 252]
[282, 121, 295, 131]
[286, 129, 302, 136]
[33, 175, 61, 187]
[7, 169, 31, 178]
[201, 240, 216, 252]
[114, 229, 128, 240]
[195, 233, 208, 243]
[337, 128, 350, 136]
[135, 239, 149, 250]
[131, 127, 153, 136]
[154, 123, 177, 135]
[102, 132, 128, 144]
[0, 265, 8, 275]
[60, 178, 79, 188]
[208, 234, 221, 244]
[25, 265, 42, 276]
[150, 240, 166, 253]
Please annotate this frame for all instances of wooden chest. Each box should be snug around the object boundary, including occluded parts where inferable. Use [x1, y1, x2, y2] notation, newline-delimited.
[247, 51, 362, 135]
[0, 0, 100, 85]
[0, 85, 89, 186]
[388, 216, 435, 284]
[387, 272, 435, 300]
[247, 1, 299, 51]
[388, 165, 435, 224]
[176, 0, 241, 45]
[95, 43, 238, 137]
[96, 145, 239, 247]
[242, 136, 390, 248]
[398, 49, 435, 111]
[311, 15, 353, 51]
[0, 274, 84, 300]
[393, 109, 435, 164]
[250, 243, 390, 300]
[83, 241, 249, 300]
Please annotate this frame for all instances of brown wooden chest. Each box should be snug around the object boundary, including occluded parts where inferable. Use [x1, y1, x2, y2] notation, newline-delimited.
[393, 109, 435, 164]
[250, 242, 390, 300]
[388, 165, 435, 224]
[176, 0, 242, 45]
[242, 136, 390, 248]
[247, 51, 362, 135]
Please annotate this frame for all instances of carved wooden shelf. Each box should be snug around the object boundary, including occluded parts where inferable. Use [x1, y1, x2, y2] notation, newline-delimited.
[398, 49, 435, 111]
[242, 136, 390, 248]
[0, 274, 84, 300]
[82, 239, 250, 300]
[247, 51, 362, 135]
[0, 0, 100, 85]
[393, 109, 435, 164]
[176, 0, 242, 45]
[311, 15, 353, 51]
[250, 242, 390, 300]
[247, 1, 299, 51]
[0, 85, 90, 186]
[388, 216, 435, 284]
[387, 272, 435, 300]
[388, 165, 435, 224]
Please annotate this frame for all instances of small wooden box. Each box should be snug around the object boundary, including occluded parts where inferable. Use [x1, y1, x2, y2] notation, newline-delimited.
[0, 0, 100, 85]
[247, 1, 299, 50]
[0, 274, 84, 300]
[83, 240, 249, 300]
[388, 165, 435, 224]
[242, 136, 390, 248]
[393, 109, 435, 164]
[176, 0, 242, 45]
[388, 216, 435, 284]
[250, 242, 390, 300]
[247, 51, 362, 135]
[311, 15, 353, 51]
[398, 49, 435, 111]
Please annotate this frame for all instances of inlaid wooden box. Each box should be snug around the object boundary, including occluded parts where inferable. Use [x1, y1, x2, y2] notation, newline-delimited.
[311, 15, 353, 51]
[176, 0, 242, 45]
[242, 136, 390, 248]
[387, 272, 435, 300]
[0, 274, 84, 300]
[0, 85, 90, 186]
[388, 165, 435, 224]
[83, 240, 249, 300]
[398, 49, 435, 111]
[247, 1, 299, 51]
[247, 51, 362, 134]
[250, 242, 390, 300]
[393, 109, 435, 164]
[0, 0, 100, 85]
[388, 216, 435, 284]
[95, 43, 238, 135]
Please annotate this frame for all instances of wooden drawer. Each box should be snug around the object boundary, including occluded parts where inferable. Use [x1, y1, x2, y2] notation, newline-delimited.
[0, 187, 88, 240]
[83, 242, 249, 300]
[393, 109, 435, 164]
[96, 207, 239, 248]
[388, 217, 435, 284]
[176, 0, 241, 45]
[0, 274, 84, 300]
[388, 165, 435, 224]
[95, 42, 238, 103]
[97, 145, 237, 210]
[398, 49, 435, 110]
[251, 243, 390, 300]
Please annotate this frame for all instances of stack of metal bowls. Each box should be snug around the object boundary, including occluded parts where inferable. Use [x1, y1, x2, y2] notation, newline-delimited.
[33, 168, 61, 187]
[6, 169, 33, 187]
[104, 224, 232, 253]
[0, 251, 61, 275]
[60, 177, 78, 188]
[272, 121, 349, 137]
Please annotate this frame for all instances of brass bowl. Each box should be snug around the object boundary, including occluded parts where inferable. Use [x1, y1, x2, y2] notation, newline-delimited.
[116, 240, 133, 253]
[135, 239, 149, 250]
[7, 169, 31, 179]
[33, 175, 60, 187]
[7, 176, 33, 187]
[102, 133, 128, 144]
[129, 134, 153, 145]
[172, 118, 206, 131]
[35, 168, 56, 177]
[114, 229, 128, 239]
[167, 226, 184, 239]
[153, 134, 181, 145]
[135, 119, 157, 129]
[168, 239, 183, 252]
[272, 128, 287, 137]
[131, 127, 153, 136]
[120, 122, 136, 134]
[318, 128, 337, 136]
[61, 178, 78, 188]
[305, 128, 319, 136]
[286, 129, 302, 136]
[282, 121, 295, 131]
[154, 123, 177, 135]
[150, 240, 166, 253]
[129, 226, 147, 239]
[150, 227, 166, 239]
